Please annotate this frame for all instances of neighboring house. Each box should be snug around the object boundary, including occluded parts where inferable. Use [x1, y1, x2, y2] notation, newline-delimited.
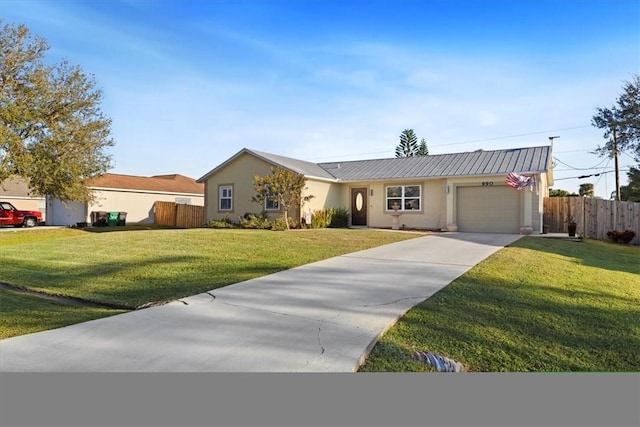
[0, 176, 46, 221]
[46, 173, 204, 226]
[197, 146, 553, 234]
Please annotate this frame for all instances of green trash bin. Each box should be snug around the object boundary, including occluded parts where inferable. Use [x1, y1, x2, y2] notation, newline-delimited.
[108, 211, 119, 226]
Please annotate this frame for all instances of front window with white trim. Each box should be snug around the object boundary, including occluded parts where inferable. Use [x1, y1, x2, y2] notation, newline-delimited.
[219, 185, 233, 211]
[386, 185, 421, 211]
[264, 185, 279, 211]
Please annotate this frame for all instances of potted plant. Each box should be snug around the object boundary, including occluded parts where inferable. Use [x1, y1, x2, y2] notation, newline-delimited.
[566, 214, 577, 237]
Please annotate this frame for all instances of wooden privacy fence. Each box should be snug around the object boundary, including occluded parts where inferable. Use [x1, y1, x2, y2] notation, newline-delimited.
[543, 197, 640, 245]
[154, 201, 204, 229]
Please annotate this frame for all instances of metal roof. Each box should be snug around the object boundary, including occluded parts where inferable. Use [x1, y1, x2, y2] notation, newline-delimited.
[197, 148, 337, 182]
[318, 146, 551, 181]
[248, 149, 337, 181]
[198, 146, 551, 183]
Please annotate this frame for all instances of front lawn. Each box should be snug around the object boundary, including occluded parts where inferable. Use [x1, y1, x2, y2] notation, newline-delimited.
[0, 289, 126, 339]
[0, 227, 420, 338]
[359, 237, 640, 372]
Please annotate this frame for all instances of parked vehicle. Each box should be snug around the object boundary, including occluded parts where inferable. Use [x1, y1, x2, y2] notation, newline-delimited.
[0, 201, 43, 227]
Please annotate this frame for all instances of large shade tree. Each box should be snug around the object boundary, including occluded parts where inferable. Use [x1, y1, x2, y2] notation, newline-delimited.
[592, 75, 639, 200]
[0, 21, 114, 201]
[619, 167, 640, 202]
[592, 75, 640, 158]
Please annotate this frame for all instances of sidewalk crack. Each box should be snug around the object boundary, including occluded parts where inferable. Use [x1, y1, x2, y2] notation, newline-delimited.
[317, 321, 325, 355]
[362, 295, 431, 307]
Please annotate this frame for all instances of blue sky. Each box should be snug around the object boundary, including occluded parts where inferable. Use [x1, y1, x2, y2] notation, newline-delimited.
[2, 0, 639, 197]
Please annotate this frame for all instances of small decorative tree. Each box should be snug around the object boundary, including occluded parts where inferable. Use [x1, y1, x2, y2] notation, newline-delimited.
[252, 167, 314, 230]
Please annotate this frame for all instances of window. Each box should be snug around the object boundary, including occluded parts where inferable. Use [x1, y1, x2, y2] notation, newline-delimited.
[264, 186, 279, 211]
[175, 197, 191, 205]
[219, 185, 232, 211]
[386, 185, 421, 211]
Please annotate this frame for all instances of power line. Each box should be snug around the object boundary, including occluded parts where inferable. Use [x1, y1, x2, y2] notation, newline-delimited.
[594, 158, 611, 188]
[554, 168, 630, 181]
[553, 157, 609, 170]
[309, 125, 591, 160]
[427, 125, 590, 148]
[620, 150, 638, 161]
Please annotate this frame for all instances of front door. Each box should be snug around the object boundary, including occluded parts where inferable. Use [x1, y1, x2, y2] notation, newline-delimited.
[351, 188, 367, 226]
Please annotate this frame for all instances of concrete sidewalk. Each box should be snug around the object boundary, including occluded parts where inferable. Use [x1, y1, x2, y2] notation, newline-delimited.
[0, 232, 521, 372]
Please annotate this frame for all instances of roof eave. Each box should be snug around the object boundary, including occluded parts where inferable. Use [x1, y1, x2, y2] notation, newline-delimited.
[304, 175, 340, 183]
[90, 186, 204, 196]
[336, 169, 550, 183]
[197, 148, 251, 182]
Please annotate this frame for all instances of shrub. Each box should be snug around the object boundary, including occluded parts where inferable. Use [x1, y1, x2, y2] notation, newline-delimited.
[239, 212, 272, 229]
[207, 215, 237, 229]
[270, 216, 300, 231]
[606, 230, 636, 244]
[327, 207, 349, 228]
[309, 207, 350, 229]
[310, 209, 329, 228]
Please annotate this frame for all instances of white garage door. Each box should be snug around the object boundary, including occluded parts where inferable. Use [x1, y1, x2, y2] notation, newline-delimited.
[48, 199, 86, 226]
[457, 186, 521, 233]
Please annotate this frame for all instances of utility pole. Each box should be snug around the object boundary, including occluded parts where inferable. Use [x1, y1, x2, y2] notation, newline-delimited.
[613, 127, 620, 201]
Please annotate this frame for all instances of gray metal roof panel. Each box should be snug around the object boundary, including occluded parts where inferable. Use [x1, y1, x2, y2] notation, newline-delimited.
[317, 146, 550, 181]
[199, 146, 550, 183]
[248, 149, 337, 180]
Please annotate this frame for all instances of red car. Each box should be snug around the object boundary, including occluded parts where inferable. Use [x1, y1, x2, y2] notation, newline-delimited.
[0, 201, 43, 227]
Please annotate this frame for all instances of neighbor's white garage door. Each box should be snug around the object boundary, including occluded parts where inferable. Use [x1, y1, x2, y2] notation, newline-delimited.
[456, 185, 521, 233]
[47, 199, 86, 226]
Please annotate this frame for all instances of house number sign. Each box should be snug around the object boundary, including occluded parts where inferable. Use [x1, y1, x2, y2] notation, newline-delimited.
[481, 181, 494, 186]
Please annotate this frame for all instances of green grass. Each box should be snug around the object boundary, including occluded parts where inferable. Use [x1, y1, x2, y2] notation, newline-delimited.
[359, 237, 640, 372]
[0, 289, 127, 339]
[0, 227, 419, 338]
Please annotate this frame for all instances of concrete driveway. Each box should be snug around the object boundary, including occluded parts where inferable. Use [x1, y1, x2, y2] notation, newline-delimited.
[0, 232, 522, 372]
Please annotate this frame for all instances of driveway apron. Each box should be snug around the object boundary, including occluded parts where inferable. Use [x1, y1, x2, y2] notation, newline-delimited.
[0, 233, 522, 372]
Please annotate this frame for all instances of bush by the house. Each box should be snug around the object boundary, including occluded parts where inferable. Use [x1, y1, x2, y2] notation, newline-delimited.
[207, 215, 237, 229]
[270, 216, 300, 231]
[606, 230, 636, 244]
[327, 207, 349, 228]
[239, 212, 272, 229]
[309, 208, 350, 229]
[309, 209, 329, 228]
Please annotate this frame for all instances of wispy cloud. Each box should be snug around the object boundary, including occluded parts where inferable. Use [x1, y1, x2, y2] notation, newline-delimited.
[2, 0, 637, 197]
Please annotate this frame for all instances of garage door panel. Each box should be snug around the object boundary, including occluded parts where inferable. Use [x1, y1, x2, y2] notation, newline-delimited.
[457, 186, 520, 233]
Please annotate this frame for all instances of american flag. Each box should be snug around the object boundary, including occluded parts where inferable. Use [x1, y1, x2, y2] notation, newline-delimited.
[505, 172, 535, 190]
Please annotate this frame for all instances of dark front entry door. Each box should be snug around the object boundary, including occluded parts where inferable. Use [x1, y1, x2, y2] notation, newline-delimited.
[351, 188, 367, 226]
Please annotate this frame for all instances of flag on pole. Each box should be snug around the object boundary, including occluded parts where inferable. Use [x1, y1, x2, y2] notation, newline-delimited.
[505, 172, 535, 190]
